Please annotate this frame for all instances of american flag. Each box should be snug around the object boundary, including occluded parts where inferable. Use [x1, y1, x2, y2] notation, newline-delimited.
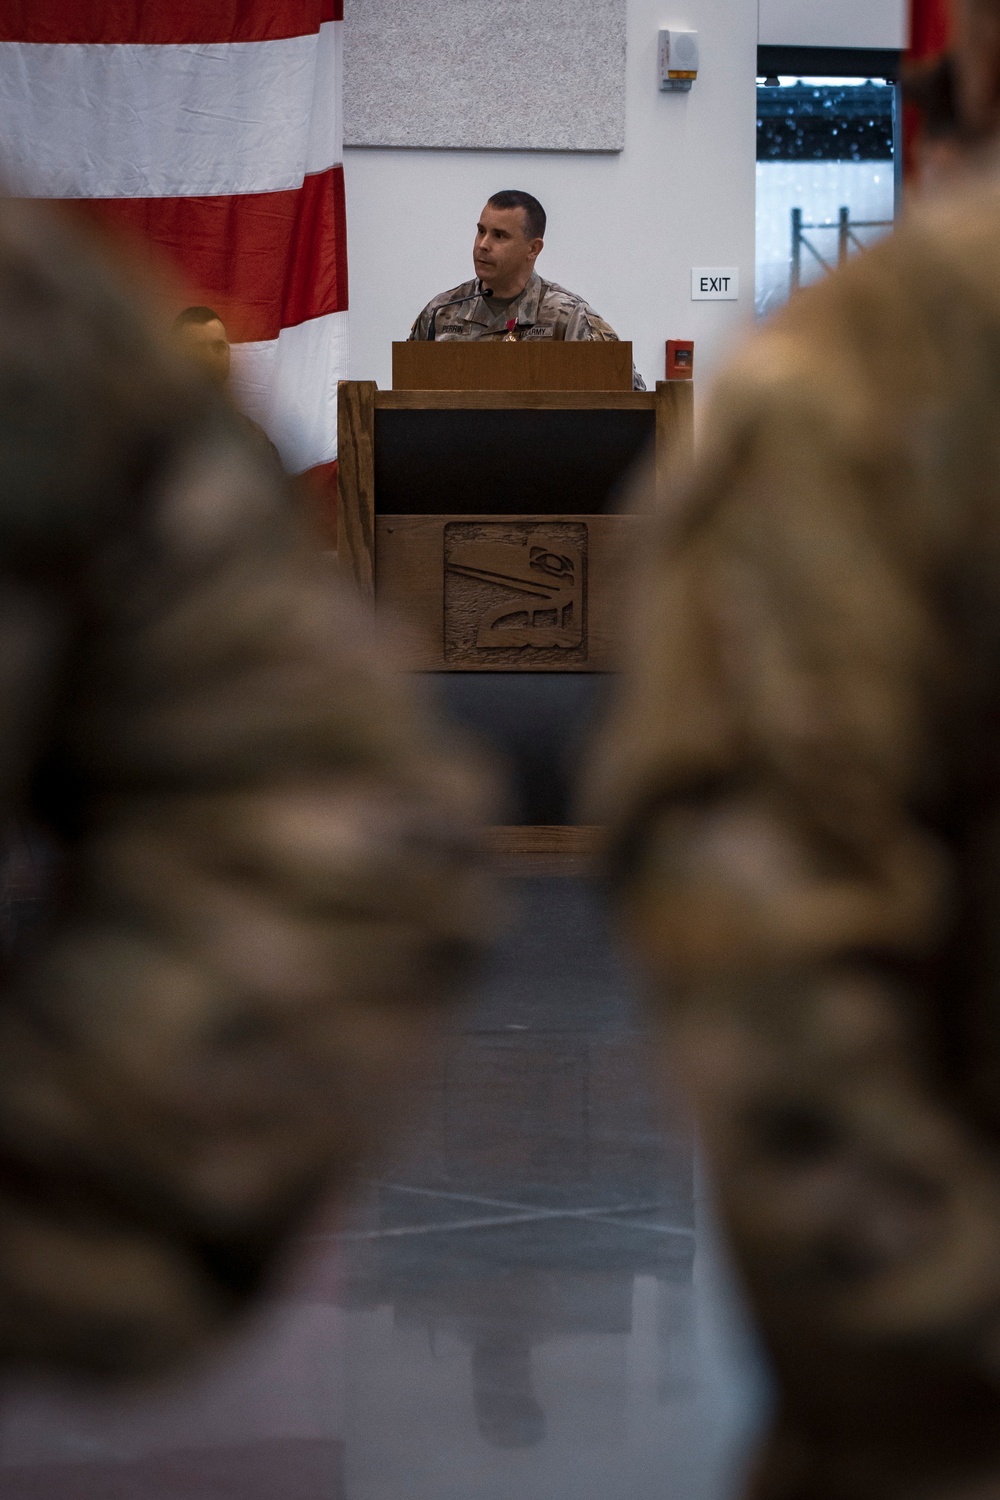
[0, 1, 347, 490]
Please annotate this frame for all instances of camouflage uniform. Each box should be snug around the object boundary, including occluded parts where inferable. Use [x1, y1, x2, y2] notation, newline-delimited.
[409, 271, 647, 389]
[589, 167, 1000, 1500]
[0, 202, 493, 1379]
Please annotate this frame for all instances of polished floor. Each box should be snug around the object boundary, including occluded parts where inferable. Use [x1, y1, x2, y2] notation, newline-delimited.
[0, 876, 770, 1500]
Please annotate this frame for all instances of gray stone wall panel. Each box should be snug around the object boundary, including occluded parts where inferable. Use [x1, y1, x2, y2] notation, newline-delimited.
[343, 0, 626, 153]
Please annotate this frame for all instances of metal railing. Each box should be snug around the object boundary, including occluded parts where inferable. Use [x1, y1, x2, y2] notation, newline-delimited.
[791, 205, 893, 290]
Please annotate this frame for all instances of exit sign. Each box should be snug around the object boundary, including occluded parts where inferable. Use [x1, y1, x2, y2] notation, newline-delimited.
[692, 267, 739, 300]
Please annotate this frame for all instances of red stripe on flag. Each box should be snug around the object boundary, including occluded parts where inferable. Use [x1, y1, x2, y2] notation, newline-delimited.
[0, 2, 334, 44]
[282, 169, 348, 331]
[69, 168, 347, 343]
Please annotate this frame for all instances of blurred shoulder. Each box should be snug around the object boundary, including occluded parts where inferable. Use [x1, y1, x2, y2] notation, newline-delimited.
[907, 165, 1000, 285]
[759, 172, 1000, 377]
[706, 191, 1000, 455]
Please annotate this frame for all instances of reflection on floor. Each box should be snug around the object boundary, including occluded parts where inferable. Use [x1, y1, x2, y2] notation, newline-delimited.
[0, 878, 769, 1500]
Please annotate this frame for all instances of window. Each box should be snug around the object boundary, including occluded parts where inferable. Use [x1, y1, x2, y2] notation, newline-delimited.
[756, 77, 898, 318]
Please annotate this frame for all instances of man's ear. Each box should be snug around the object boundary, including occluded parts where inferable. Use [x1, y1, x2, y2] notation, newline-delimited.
[528, 237, 544, 261]
[953, 0, 1000, 139]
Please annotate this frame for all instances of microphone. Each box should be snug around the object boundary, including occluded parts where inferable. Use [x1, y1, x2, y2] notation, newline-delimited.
[427, 283, 493, 341]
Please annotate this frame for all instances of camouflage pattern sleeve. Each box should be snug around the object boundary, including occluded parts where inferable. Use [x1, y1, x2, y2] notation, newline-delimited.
[588, 248, 1000, 1498]
[408, 302, 433, 340]
[0, 203, 496, 1378]
[561, 301, 619, 343]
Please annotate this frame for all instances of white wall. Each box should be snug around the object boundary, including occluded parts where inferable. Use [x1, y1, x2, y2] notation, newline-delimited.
[758, 0, 909, 50]
[342, 0, 758, 394]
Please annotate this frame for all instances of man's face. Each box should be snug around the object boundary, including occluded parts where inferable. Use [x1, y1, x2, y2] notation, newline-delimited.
[175, 317, 231, 387]
[473, 204, 543, 299]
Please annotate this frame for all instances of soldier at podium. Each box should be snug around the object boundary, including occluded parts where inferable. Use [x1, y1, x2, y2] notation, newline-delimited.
[409, 190, 646, 389]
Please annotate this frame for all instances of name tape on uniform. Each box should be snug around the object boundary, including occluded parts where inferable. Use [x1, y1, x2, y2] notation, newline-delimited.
[691, 267, 739, 301]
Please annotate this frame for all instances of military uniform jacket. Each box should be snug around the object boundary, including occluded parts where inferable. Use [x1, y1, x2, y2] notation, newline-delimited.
[409, 272, 646, 388]
[588, 161, 1000, 1499]
[0, 203, 494, 1380]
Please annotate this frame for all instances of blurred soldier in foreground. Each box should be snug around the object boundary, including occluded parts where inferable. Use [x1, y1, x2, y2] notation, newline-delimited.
[0, 202, 491, 1378]
[590, 1, 1000, 1495]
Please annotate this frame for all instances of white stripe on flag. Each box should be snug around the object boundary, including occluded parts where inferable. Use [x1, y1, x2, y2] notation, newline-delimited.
[231, 310, 348, 473]
[0, 24, 341, 199]
[306, 21, 342, 180]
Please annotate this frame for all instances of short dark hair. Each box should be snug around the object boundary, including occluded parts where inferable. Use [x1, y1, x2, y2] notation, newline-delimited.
[902, 54, 960, 142]
[487, 190, 546, 241]
[173, 305, 224, 329]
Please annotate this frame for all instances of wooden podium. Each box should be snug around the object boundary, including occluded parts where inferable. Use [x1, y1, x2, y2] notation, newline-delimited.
[338, 342, 692, 673]
[338, 341, 692, 867]
[391, 339, 633, 392]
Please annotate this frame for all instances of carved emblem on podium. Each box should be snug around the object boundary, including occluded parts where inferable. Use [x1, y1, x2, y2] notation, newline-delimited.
[443, 522, 588, 666]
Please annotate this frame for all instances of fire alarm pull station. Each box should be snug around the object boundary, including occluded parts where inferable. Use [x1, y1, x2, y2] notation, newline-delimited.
[666, 340, 694, 380]
[659, 30, 699, 91]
